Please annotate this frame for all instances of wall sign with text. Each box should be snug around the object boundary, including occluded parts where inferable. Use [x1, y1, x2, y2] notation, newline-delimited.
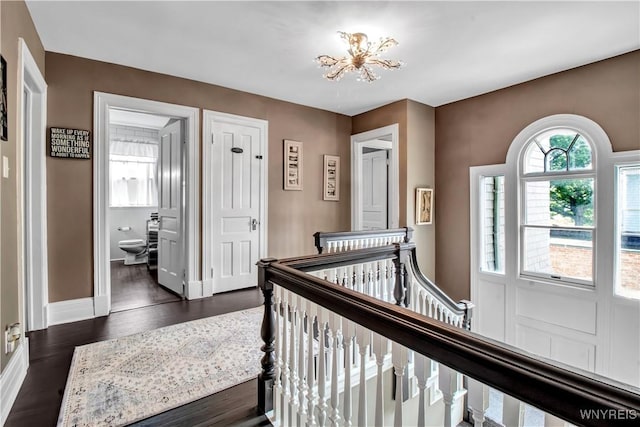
[49, 127, 91, 159]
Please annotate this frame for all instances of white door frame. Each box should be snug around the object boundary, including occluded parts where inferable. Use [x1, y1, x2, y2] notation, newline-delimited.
[351, 124, 399, 230]
[18, 38, 49, 331]
[94, 93, 200, 316]
[201, 110, 268, 296]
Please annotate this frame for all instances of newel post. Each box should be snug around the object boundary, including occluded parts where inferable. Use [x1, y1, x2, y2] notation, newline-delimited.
[460, 300, 475, 331]
[393, 243, 411, 307]
[257, 257, 278, 414]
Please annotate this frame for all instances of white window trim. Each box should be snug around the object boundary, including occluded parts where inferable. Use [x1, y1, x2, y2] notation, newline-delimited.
[612, 152, 640, 303]
[506, 114, 614, 291]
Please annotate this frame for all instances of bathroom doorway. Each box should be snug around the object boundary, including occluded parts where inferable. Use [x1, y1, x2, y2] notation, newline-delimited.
[107, 109, 181, 312]
[94, 93, 200, 317]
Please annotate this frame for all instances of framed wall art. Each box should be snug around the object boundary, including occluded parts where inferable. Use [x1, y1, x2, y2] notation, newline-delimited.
[323, 155, 340, 201]
[1, 55, 7, 141]
[284, 139, 303, 190]
[415, 187, 433, 225]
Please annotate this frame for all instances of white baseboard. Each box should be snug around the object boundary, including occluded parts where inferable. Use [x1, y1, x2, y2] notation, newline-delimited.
[48, 298, 95, 326]
[186, 280, 204, 300]
[201, 279, 213, 298]
[0, 339, 29, 425]
[93, 295, 109, 317]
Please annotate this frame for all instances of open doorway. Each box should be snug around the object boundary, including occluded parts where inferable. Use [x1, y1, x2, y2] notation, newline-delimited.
[351, 124, 399, 231]
[107, 109, 181, 312]
[94, 93, 200, 317]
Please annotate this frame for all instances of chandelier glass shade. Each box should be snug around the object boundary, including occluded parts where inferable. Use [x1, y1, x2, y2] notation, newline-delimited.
[316, 31, 403, 82]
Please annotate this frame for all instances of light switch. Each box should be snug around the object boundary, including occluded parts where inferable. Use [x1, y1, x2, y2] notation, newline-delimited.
[2, 156, 8, 178]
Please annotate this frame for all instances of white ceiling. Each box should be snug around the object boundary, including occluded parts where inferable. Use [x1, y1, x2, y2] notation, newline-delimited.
[26, 1, 640, 116]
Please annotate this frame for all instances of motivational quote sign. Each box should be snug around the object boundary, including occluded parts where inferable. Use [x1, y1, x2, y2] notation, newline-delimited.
[49, 127, 91, 159]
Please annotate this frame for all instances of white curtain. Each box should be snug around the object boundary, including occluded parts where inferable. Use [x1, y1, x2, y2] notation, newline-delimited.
[110, 139, 158, 207]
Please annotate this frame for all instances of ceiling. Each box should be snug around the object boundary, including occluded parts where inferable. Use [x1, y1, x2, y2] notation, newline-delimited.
[26, 1, 640, 116]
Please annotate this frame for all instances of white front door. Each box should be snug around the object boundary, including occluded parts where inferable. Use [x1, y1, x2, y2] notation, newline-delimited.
[209, 120, 263, 293]
[157, 119, 183, 295]
[362, 149, 388, 230]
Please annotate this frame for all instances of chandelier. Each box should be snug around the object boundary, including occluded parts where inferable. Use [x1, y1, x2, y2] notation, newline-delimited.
[315, 31, 403, 82]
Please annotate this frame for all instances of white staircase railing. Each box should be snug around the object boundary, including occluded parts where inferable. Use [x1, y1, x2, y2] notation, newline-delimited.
[256, 246, 640, 427]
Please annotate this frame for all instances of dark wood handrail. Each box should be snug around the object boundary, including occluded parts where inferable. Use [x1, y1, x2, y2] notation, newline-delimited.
[258, 258, 640, 426]
[313, 228, 471, 327]
[314, 227, 413, 253]
[406, 245, 473, 324]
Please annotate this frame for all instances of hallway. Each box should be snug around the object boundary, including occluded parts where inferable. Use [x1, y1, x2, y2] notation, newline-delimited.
[6, 288, 269, 427]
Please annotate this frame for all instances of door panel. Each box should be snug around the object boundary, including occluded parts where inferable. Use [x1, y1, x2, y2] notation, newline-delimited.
[362, 150, 388, 230]
[157, 120, 183, 294]
[211, 122, 261, 293]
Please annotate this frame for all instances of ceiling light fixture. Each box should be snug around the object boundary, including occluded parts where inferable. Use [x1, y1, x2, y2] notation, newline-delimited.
[316, 31, 403, 82]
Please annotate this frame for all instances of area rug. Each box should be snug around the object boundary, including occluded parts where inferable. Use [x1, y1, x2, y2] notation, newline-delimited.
[57, 307, 264, 427]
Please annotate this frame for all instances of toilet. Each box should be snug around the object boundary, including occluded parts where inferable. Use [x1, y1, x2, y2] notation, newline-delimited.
[118, 239, 147, 265]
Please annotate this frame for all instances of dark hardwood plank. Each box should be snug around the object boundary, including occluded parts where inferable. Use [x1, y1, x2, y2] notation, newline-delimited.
[6, 287, 266, 427]
[110, 260, 181, 312]
[132, 379, 270, 427]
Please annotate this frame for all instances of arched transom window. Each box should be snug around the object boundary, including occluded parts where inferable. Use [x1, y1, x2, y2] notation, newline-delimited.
[520, 127, 596, 285]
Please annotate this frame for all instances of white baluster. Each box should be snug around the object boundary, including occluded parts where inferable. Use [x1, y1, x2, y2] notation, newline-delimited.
[415, 354, 430, 427]
[289, 296, 299, 425]
[392, 342, 408, 427]
[439, 364, 455, 427]
[316, 308, 328, 426]
[306, 301, 318, 427]
[372, 333, 388, 427]
[297, 299, 308, 426]
[281, 291, 291, 427]
[503, 394, 523, 427]
[343, 320, 356, 427]
[467, 378, 487, 427]
[273, 287, 283, 424]
[356, 326, 371, 426]
[328, 312, 342, 426]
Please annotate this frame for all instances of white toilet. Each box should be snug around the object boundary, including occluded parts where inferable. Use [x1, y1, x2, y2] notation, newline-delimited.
[118, 239, 148, 265]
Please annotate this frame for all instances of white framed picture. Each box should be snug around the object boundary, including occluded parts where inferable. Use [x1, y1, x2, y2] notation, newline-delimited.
[284, 140, 303, 190]
[323, 155, 340, 201]
[415, 187, 433, 225]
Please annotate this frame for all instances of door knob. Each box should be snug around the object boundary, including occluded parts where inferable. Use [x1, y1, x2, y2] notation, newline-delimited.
[251, 218, 258, 230]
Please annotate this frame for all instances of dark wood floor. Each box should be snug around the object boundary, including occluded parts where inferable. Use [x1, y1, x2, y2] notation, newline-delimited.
[110, 260, 181, 312]
[5, 287, 270, 427]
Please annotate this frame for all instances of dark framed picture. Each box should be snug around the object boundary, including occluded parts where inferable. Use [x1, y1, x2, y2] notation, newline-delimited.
[1, 55, 7, 141]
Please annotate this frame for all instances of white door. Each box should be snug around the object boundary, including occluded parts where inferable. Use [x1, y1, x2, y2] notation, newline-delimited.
[362, 149, 388, 230]
[210, 121, 262, 293]
[157, 119, 183, 294]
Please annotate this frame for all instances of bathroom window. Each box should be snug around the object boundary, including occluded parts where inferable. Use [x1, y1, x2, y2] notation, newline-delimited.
[109, 139, 158, 207]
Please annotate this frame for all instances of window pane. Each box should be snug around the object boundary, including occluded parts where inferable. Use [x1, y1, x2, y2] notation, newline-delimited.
[523, 142, 545, 173]
[568, 136, 592, 171]
[523, 129, 593, 174]
[480, 176, 505, 273]
[523, 227, 593, 282]
[616, 166, 640, 299]
[525, 178, 594, 226]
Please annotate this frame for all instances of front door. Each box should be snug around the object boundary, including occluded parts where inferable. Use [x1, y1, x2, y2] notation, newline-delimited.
[362, 149, 389, 230]
[157, 119, 183, 294]
[209, 120, 262, 293]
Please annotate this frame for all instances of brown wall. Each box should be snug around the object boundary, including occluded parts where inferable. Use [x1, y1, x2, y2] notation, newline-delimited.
[0, 0, 45, 371]
[406, 100, 436, 277]
[46, 52, 351, 302]
[352, 100, 408, 226]
[434, 50, 640, 302]
[352, 99, 437, 277]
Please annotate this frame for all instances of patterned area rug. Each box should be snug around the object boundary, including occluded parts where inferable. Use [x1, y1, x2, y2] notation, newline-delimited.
[57, 307, 263, 427]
